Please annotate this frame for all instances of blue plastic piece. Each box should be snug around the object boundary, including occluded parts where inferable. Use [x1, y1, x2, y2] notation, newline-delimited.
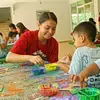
[32, 66, 46, 75]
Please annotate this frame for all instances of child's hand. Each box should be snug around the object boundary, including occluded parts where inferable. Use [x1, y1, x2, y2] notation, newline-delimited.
[57, 62, 69, 72]
[58, 54, 72, 65]
[4, 36, 9, 43]
[70, 73, 88, 88]
[29, 55, 44, 65]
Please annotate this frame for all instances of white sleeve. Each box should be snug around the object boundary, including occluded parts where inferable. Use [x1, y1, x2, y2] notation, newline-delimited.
[15, 34, 19, 40]
[68, 49, 83, 75]
[95, 59, 100, 69]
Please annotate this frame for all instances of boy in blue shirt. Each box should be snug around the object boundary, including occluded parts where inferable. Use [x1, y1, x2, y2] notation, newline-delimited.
[58, 22, 100, 88]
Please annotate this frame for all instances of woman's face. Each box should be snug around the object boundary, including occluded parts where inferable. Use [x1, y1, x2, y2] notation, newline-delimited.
[38, 19, 57, 39]
[16, 27, 20, 33]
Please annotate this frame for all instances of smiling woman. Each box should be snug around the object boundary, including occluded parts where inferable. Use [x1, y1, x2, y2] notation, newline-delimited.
[6, 12, 58, 65]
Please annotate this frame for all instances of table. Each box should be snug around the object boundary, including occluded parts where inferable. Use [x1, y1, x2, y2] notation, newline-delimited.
[0, 63, 99, 100]
[0, 62, 79, 100]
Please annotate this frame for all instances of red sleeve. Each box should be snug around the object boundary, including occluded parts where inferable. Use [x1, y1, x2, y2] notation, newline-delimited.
[48, 39, 58, 63]
[10, 33, 28, 54]
[98, 17, 100, 22]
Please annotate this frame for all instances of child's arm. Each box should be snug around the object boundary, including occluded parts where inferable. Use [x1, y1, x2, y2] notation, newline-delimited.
[58, 54, 72, 64]
[57, 54, 71, 72]
[70, 60, 100, 87]
[0, 36, 7, 49]
[57, 62, 69, 72]
[6, 52, 44, 65]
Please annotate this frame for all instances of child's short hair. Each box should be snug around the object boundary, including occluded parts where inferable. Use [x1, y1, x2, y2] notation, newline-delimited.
[73, 21, 97, 42]
[8, 32, 17, 38]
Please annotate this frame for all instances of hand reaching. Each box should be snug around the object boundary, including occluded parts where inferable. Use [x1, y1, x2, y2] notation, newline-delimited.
[57, 62, 69, 72]
[70, 73, 88, 88]
[28, 55, 44, 65]
[58, 54, 72, 65]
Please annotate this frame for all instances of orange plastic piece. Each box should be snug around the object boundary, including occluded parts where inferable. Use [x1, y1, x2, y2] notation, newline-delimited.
[8, 83, 23, 93]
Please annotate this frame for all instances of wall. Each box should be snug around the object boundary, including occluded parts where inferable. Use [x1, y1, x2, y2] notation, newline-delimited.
[59, 41, 75, 58]
[0, 21, 10, 36]
[12, 1, 72, 42]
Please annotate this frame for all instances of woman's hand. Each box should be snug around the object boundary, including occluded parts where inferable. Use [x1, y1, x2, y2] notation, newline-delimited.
[28, 55, 44, 65]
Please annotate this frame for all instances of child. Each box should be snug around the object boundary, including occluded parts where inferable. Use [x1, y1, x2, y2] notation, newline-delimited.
[0, 32, 7, 58]
[16, 22, 29, 38]
[4, 23, 18, 43]
[6, 12, 58, 65]
[70, 59, 100, 87]
[58, 22, 100, 88]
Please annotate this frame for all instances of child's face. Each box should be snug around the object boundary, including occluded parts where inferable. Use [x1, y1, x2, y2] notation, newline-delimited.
[73, 32, 84, 48]
[38, 19, 57, 39]
[9, 27, 13, 31]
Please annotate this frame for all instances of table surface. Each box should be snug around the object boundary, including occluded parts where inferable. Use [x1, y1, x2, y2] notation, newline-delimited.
[0, 63, 79, 100]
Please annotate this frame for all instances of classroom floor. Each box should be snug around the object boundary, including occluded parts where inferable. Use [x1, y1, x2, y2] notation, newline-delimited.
[58, 41, 75, 59]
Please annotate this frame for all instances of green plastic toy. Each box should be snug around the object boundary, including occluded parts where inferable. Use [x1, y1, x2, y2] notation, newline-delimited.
[73, 88, 100, 100]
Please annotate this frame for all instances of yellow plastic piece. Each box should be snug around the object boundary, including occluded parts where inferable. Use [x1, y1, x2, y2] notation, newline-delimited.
[44, 63, 57, 72]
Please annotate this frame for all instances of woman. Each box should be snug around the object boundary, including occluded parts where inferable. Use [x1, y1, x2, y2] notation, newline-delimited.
[6, 12, 58, 65]
[16, 22, 29, 38]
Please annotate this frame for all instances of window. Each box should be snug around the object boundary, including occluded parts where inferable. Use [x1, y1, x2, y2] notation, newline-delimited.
[71, 0, 94, 30]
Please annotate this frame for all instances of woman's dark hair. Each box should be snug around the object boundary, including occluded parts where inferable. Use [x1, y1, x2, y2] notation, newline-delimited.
[39, 12, 57, 24]
[9, 23, 16, 29]
[0, 32, 3, 37]
[16, 22, 27, 33]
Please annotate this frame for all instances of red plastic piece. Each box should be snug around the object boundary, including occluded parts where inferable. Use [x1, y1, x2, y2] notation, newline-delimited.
[39, 84, 59, 96]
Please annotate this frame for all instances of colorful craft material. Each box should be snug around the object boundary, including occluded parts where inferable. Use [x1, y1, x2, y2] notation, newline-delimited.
[7, 83, 23, 94]
[49, 96, 78, 100]
[0, 83, 23, 97]
[0, 62, 99, 100]
[32, 67, 45, 75]
[59, 82, 80, 91]
[32, 63, 57, 75]
[32, 64, 46, 75]
[39, 84, 59, 96]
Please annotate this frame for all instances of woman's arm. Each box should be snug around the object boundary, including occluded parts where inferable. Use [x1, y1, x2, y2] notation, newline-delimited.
[6, 52, 44, 65]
